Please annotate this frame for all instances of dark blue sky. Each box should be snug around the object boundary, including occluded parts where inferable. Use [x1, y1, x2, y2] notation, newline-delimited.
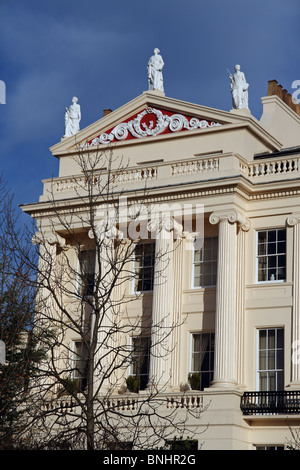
[0, 0, 300, 216]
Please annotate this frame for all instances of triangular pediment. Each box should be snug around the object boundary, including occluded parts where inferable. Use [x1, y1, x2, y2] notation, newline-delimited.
[50, 91, 280, 156]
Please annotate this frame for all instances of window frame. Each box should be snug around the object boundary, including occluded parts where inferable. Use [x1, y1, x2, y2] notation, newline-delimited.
[76, 248, 97, 297]
[132, 242, 155, 294]
[71, 339, 88, 391]
[192, 236, 218, 289]
[130, 336, 151, 391]
[256, 228, 286, 284]
[256, 327, 284, 392]
[189, 332, 215, 391]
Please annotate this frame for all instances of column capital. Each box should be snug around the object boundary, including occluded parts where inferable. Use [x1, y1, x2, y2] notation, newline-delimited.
[209, 210, 250, 231]
[147, 216, 183, 239]
[287, 213, 300, 227]
[32, 231, 67, 248]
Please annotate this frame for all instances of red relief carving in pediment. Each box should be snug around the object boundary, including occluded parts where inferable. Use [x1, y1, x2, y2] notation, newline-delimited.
[83, 107, 222, 147]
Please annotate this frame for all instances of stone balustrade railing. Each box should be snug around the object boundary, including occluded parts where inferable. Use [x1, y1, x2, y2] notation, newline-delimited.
[247, 156, 300, 178]
[40, 152, 300, 202]
[40, 393, 204, 412]
[171, 158, 219, 176]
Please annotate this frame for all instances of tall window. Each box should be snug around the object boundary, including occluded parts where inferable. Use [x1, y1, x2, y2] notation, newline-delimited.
[193, 237, 218, 288]
[257, 229, 286, 282]
[257, 328, 284, 391]
[71, 340, 88, 391]
[190, 333, 215, 390]
[130, 336, 151, 390]
[78, 249, 96, 296]
[134, 243, 155, 292]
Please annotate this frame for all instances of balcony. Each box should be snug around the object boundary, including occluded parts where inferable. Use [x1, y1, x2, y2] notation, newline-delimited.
[39, 151, 300, 203]
[241, 391, 300, 415]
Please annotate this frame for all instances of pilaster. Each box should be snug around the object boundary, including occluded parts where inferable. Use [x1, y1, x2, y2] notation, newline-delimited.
[287, 214, 300, 388]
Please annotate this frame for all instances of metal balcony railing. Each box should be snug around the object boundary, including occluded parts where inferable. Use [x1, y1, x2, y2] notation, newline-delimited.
[241, 391, 300, 415]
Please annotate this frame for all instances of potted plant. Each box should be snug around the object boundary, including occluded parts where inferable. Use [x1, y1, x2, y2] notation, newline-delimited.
[126, 375, 140, 393]
[58, 377, 80, 397]
[188, 372, 200, 391]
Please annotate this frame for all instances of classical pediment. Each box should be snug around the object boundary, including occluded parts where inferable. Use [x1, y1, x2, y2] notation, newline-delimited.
[50, 91, 281, 156]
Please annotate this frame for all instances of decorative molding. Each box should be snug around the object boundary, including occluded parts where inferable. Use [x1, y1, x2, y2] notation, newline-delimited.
[83, 107, 222, 146]
[32, 231, 67, 248]
[209, 210, 250, 231]
[287, 213, 300, 227]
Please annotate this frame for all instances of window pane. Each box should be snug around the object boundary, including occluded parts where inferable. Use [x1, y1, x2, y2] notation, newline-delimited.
[259, 330, 267, 349]
[259, 372, 268, 391]
[193, 334, 201, 352]
[277, 371, 284, 391]
[134, 243, 155, 292]
[277, 229, 286, 241]
[258, 268, 267, 282]
[268, 330, 275, 350]
[267, 243, 276, 255]
[277, 329, 284, 349]
[268, 231, 276, 243]
[258, 231, 267, 244]
[257, 229, 286, 282]
[259, 350, 267, 370]
[190, 333, 214, 390]
[258, 328, 284, 392]
[78, 250, 96, 296]
[269, 372, 276, 391]
[258, 243, 266, 256]
[193, 237, 218, 287]
[131, 336, 150, 390]
[277, 242, 286, 254]
[268, 349, 275, 370]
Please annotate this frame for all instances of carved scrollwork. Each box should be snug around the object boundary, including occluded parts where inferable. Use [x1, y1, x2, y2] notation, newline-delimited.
[85, 107, 222, 147]
[287, 213, 300, 227]
[209, 210, 250, 231]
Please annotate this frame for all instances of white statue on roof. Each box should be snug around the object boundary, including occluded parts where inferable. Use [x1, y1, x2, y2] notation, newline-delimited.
[147, 48, 164, 92]
[64, 96, 81, 137]
[228, 65, 249, 109]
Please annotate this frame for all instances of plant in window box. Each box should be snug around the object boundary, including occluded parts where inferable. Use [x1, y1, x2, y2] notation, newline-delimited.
[188, 372, 200, 391]
[58, 377, 80, 397]
[126, 375, 140, 393]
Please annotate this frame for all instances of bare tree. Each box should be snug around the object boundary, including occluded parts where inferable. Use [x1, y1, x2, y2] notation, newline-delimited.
[0, 175, 47, 449]
[12, 147, 206, 450]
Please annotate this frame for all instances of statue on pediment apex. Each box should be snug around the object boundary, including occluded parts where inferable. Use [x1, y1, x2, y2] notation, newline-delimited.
[147, 48, 164, 92]
[228, 65, 249, 110]
[64, 96, 81, 137]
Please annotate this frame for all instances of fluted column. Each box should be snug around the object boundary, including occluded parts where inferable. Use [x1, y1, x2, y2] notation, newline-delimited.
[32, 230, 67, 388]
[236, 225, 249, 388]
[88, 228, 118, 393]
[209, 210, 249, 388]
[148, 219, 180, 390]
[170, 235, 185, 389]
[32, 231, 66, 319]
[287, 214, 300, 388]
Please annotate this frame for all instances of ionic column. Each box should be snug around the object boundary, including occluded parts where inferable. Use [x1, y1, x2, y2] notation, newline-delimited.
[209, 210, 249, 388]
[88, 228, 119, 393]
[148, 218, 181, 390]
[170, 235, 185, 389]
[32, 231, 67, 389]
[32, 231, 66, 319]
[236, 222, 250, 388]
[287, 214, 300, 387]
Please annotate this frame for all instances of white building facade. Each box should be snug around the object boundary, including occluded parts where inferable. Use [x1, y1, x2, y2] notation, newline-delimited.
[22, 78, 300, 450]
